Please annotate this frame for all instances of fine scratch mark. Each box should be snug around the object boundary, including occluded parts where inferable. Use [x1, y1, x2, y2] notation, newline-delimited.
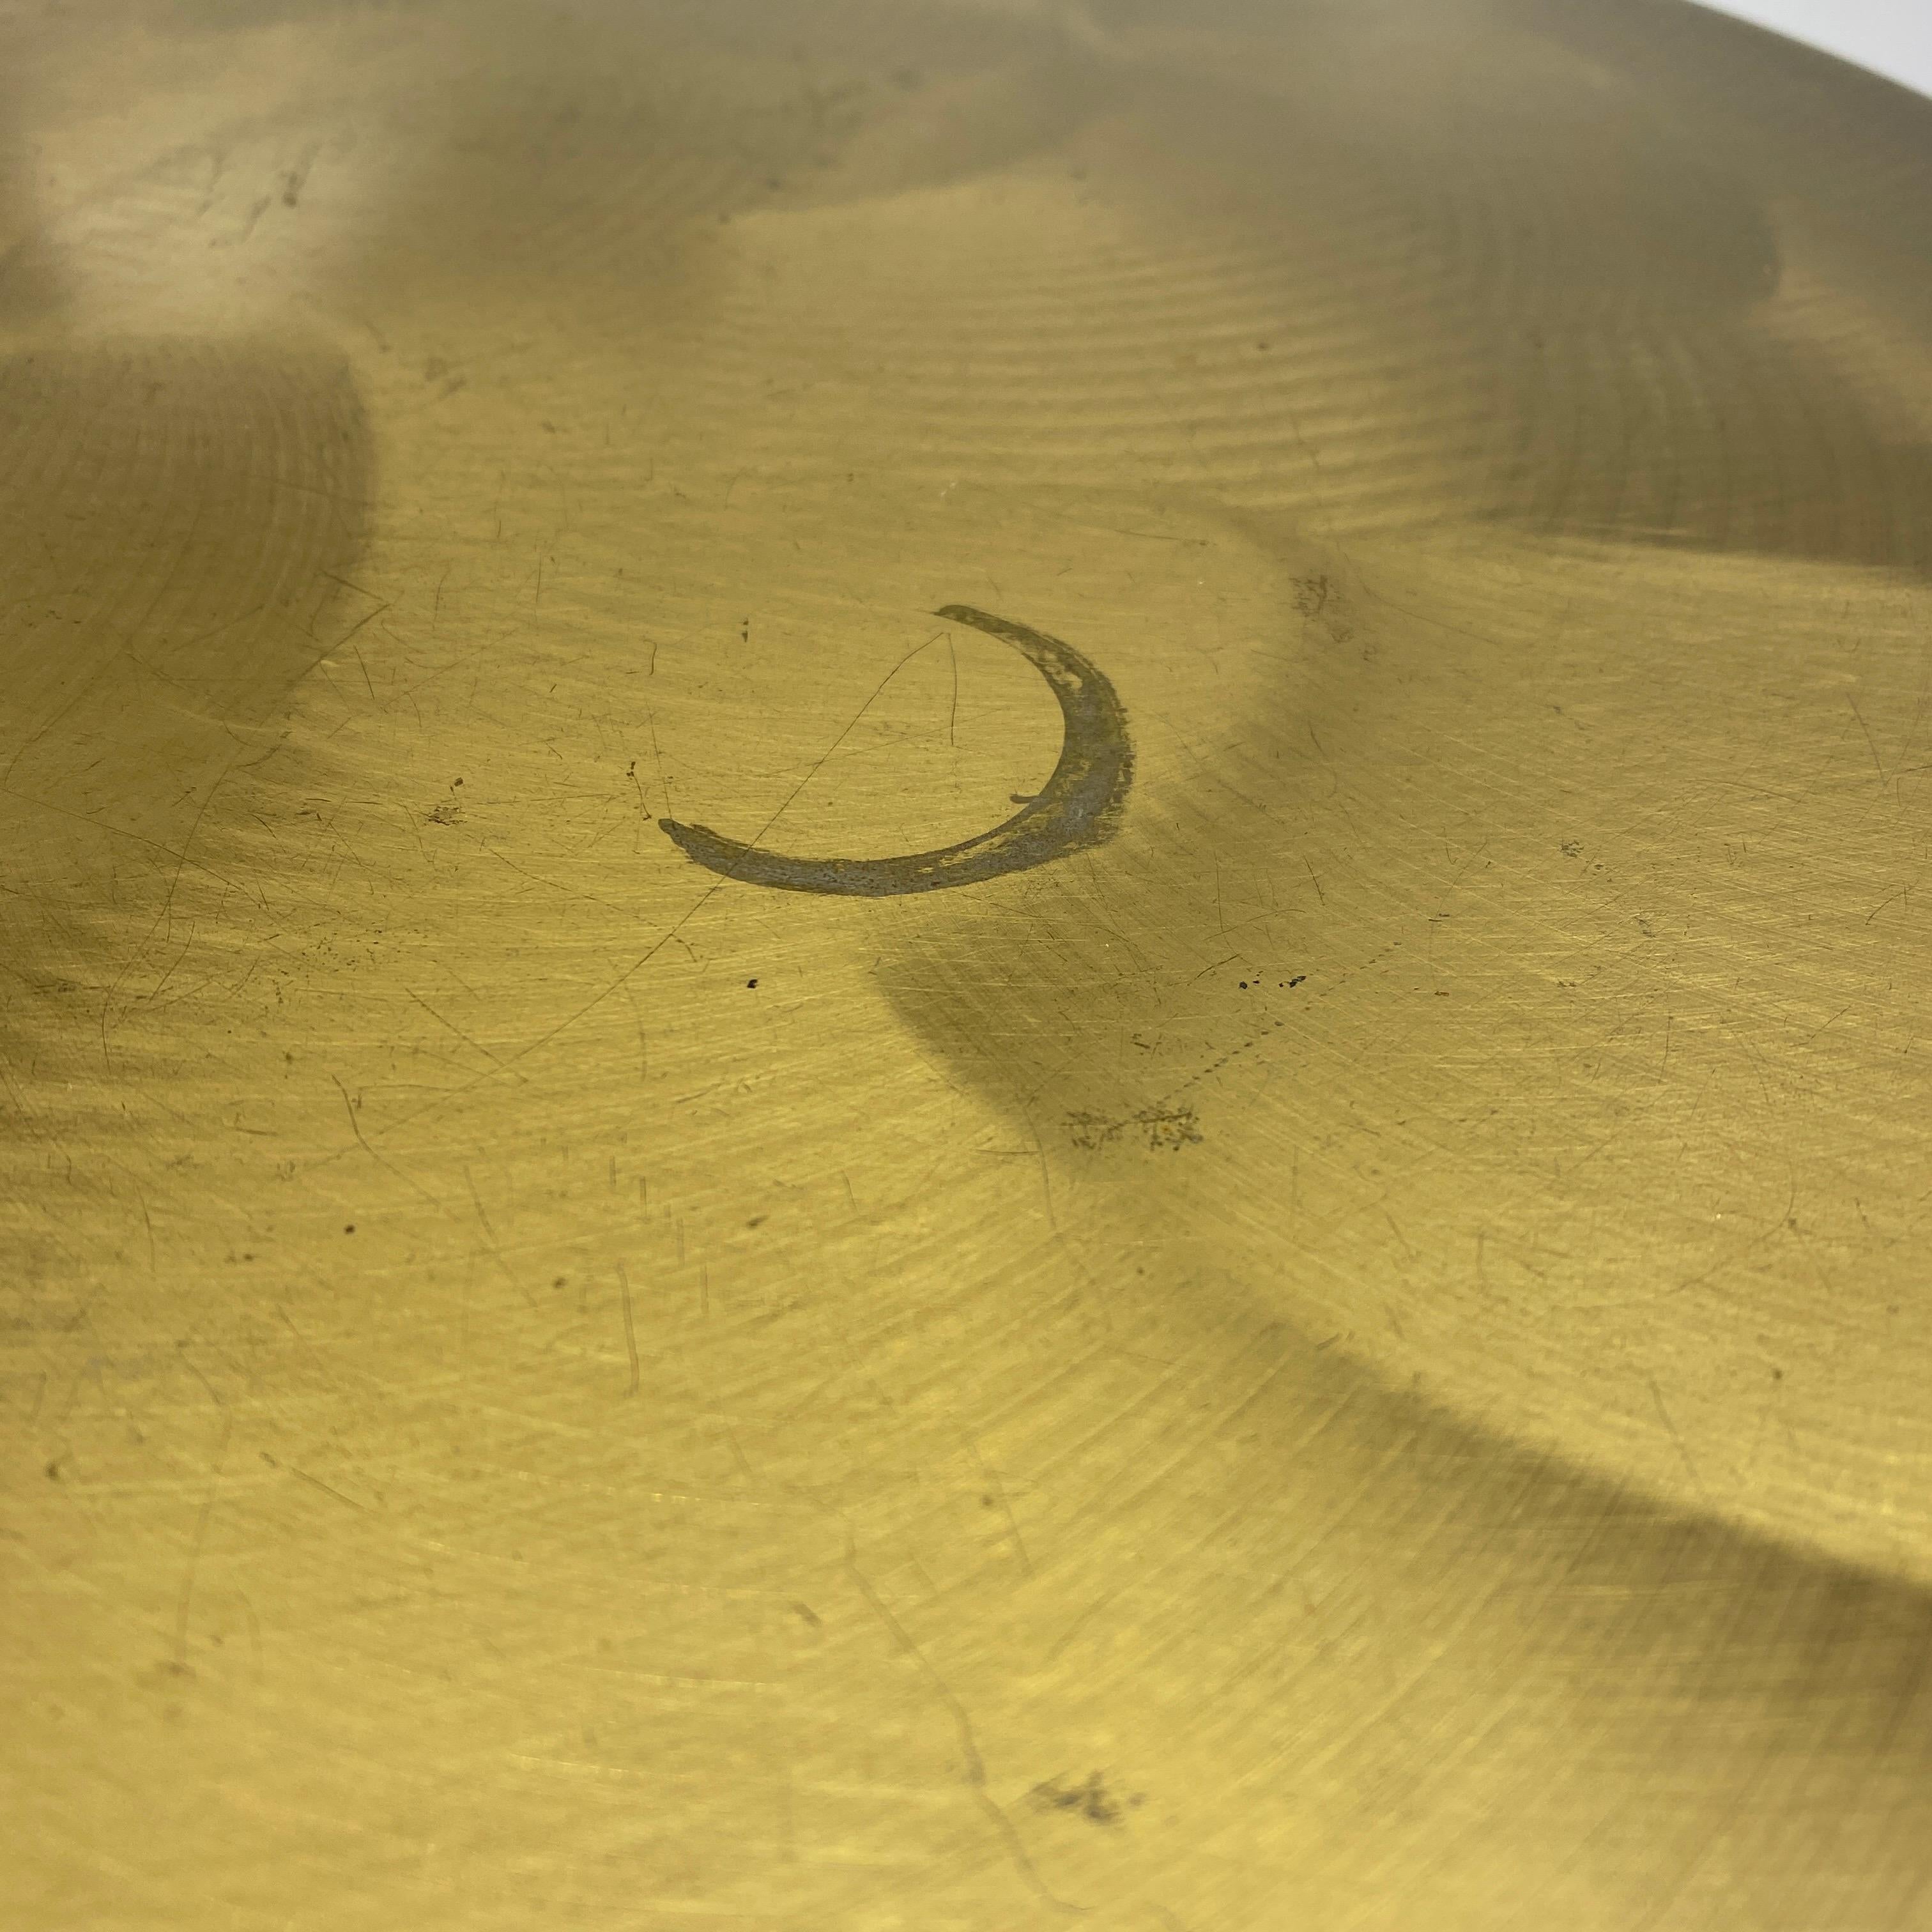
[286, 1463, 369, 1514]
[5, 508, 206, 791]
[1, 781, 259, 906]
[1158, 942, 1386, 1115]
[1648, 1376, 1705, 1497]
[407, 988, 507, 1068]
[1024, 1113, 1060, 1233]
[618, 1261, 640, 1397]
[967, 1436, 1034, 1579]
[241, 1595, 263, 1687]
[645, 706, 675, 817]
[1082, 522, 1209, 548]
[334, 599, 390, 656]
[478, 840, 630, 916]
[312, 620, 1080, 1146]
[667, 627, 948, 877]
[464, 1163, 520, 1295]
[1803, 1004, 1853, 1048]
[1866, 881, 1915, 924]
[845, 1535, 1088, 1917]
[307, 867, 726, 1155]
[179, 1347, 224, 1414]
[174, 1411, 234, 1673]
[661, 606, 1131, 896]
[1848, 693, 1887, 784]
[100, 760, 234, 1060]
[1041, 1590, 1117, 1668]
[332, 1074, 440, 1208]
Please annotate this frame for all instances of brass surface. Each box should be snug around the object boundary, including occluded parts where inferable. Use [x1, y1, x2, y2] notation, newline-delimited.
[5, 3, 1932, 1926]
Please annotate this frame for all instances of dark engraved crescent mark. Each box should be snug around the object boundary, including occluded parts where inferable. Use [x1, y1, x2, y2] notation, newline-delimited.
[657, 604, 1133, 896]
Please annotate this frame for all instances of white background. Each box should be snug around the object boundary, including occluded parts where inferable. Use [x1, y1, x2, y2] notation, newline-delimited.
[1694, 1, 1932, 97]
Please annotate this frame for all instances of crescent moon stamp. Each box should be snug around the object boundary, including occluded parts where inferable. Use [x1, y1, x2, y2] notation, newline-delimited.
[658, 604, 1133, 896]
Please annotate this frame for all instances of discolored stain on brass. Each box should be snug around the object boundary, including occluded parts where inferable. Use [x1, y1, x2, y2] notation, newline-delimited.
[658, 604, 1133, 894]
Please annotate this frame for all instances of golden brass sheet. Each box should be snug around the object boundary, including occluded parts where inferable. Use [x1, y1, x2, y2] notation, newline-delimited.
[6, 4, 1932, 1926]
